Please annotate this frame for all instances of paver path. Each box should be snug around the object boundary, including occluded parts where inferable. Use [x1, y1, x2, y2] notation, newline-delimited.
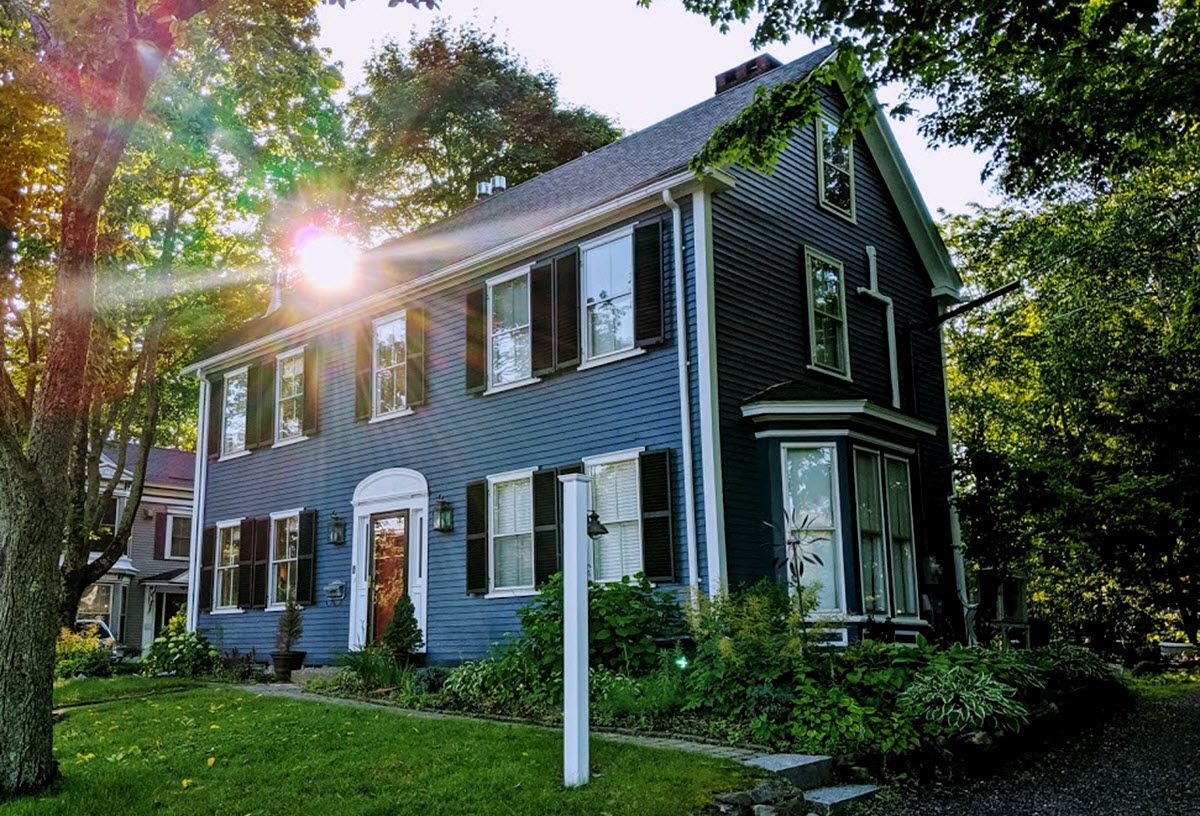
[888, 690, 1200, 816]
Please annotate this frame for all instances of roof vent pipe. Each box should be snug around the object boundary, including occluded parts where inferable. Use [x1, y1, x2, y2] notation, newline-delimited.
[490, 175, 507, 193]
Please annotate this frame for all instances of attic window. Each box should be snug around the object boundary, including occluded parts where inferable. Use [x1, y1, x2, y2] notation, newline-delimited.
[817, 116, 856, 220]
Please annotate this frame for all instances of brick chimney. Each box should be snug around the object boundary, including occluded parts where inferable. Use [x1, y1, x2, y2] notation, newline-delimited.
[715, 54, 782, 94]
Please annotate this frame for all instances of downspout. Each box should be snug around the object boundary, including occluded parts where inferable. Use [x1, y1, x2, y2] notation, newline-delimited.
[186, 372, 210, 632]
[663, 190, 700, 600]
[936, 308, 973, 642]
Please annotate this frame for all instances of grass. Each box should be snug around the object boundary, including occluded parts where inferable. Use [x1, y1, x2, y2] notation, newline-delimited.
[1130, 671, 1200, 700]
[6, 688, 750, 815]
[53, 676, 204, 708]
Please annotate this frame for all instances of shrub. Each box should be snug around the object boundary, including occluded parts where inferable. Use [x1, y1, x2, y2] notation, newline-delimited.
[275, 599, 303, 652]
[591, 654, 688, 729]
[441, 644, 551, 716]
[381, 595, 424, 663]
[339, 646, 414, 691]
[56, 625, 111, 679]
[142, 607, 220, 678]
[1030, 643, 1113, 685]
[898, 664, 1029, 739]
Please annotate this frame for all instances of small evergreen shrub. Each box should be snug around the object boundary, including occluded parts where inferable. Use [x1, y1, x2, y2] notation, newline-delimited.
[275, 599, 304, 652]
[381, 595, 424, 663]
[142, 607, 220, 678]
[55, 625, 112, 679]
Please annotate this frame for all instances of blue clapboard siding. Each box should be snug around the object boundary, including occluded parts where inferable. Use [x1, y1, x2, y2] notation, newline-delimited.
[709, 93, 957, 614]
[198, 207, 706, 664]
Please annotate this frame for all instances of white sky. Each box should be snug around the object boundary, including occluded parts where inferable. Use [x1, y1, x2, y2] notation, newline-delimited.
[316, 0, 1001, 217]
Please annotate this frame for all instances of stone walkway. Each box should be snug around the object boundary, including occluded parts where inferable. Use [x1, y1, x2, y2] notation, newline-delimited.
[241, 683, 760, 762]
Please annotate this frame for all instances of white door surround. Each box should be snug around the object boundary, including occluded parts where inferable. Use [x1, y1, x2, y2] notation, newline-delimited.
[348, 468, 429, 652]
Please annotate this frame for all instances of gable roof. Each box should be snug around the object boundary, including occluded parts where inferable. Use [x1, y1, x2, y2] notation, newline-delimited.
[189, 45, 958, 370]
[101, 444, 195, 488]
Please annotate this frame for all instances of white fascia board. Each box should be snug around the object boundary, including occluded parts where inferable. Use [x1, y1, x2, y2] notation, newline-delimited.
[741, 399, 938, 436]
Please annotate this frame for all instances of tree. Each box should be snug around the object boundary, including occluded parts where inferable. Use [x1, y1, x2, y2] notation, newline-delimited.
[348, 22, 622, 234]
[945, 144, 1200, 657]
[661, 0, 1200, 197]
[0, 0, 430, 796]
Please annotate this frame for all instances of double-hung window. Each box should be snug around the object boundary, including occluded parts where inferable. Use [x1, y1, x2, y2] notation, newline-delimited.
[586, 451, 642, 582]
[488, 270, 532, 388]
[817, 116, 855, 219]
[805, 248, 850, 377]
[270, 510, 300, 607]
[373, 311, 408, 417]
[275, 349, 305, 442]
[222, 367, 249, 456]
[581, 230, 635, 362]
[489, 472, 534, 592]
[853, 451, 920, 618]
[166, 513, 191, 560]
[781, 444, 843, 614]
[214, 521, 241, 610]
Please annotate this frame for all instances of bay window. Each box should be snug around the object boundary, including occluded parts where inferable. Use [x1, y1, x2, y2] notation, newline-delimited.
[781, 444, 842, 613]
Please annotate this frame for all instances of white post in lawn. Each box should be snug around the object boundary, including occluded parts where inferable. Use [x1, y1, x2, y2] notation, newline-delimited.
[560, 472, 591, 787]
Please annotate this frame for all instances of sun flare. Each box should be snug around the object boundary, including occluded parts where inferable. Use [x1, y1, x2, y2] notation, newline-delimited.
[294, 228, 359, 292]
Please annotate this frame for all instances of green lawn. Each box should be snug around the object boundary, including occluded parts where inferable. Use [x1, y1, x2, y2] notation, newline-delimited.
[53, 676, 204, 707]
[8, 688, 750, 816]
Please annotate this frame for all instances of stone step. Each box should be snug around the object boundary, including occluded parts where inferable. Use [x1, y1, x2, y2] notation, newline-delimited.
[802, 784, 879, 815]
[743, 753, 834, 790]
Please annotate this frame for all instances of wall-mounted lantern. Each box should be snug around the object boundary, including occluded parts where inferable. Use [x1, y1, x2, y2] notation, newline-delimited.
[432, 496, 454, 533]
[586, 511, 608, 540]
[329, 512, 347, 546]
[324, 579, 346, 605]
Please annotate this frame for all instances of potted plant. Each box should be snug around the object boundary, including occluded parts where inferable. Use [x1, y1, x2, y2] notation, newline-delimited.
[271, 599, 305, 681]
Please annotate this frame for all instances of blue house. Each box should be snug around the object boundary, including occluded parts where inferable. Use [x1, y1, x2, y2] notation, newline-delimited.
[184, 48, 965, 664]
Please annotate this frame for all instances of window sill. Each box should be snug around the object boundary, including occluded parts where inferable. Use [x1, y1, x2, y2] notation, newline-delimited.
[272, 435, 309, 449]
[217, 450, 251, 462]
[483, 376, 541, 396]
[163, 555, 189, 562]
[484, 588, 539, 600]
[208, 608, 244, 616]
[577, 346, 645, 371]
[806, 363, 853, 383]
[369, 407, 414, 424]
[818, 199, 857, 224]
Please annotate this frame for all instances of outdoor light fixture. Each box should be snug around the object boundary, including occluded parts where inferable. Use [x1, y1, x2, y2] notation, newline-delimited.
[324, 579, 346, 605]
[329, 512, 346, 546]
[432, 496, 454, 533]
[586, 511, 608, 540]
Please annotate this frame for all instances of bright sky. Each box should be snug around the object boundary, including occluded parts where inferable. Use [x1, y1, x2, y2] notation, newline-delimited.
[316, 0, 1002, 217]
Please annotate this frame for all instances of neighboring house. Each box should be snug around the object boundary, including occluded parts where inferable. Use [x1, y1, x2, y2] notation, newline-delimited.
[184, 47, 965, 664]
[79, 445, 195, 651]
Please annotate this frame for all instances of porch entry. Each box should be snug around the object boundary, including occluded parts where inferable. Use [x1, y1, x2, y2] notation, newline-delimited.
[349, 468, 428, 651]
[367, 510, 409, 644]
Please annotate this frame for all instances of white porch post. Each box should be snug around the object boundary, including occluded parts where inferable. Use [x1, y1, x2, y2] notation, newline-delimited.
[560, 472, 591, 788]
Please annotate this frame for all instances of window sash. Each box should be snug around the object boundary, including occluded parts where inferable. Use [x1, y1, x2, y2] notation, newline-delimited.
[885, 457, 919, 617]
[490, 475, 534, 590]
[214, 525, 240, 610]
[805, 250, 849, 375]
[372, 312, 408, 417]
[79, 583, 113, 626]
[587, 456, 641, 582]
[781, 444, 842, 614]
[276, 352, 305, 441]
[488, 274, 532, 386]
[818, 117, 855, 216]
[270, 514, 300, 606]
[222, 369, 248, 455]
[853, 450, 890, 615]
[582, 233, 635, 361]
[167, 514, 191, 560]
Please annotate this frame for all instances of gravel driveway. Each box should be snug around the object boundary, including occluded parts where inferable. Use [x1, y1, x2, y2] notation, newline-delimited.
[887, 690, 1200, 816]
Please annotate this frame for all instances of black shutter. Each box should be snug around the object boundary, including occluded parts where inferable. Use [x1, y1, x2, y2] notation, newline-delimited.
[532, 468, 560, 585]
[206, 376, 223, 459]
[530, 262, 556, 376]
[465, 480, 488, 594]
[639, 449, 675, 583]
[152, 512, 167, 561]
[237, 518, 256, 608]
[297, 509, 317, 606]
[354, 322, 373, 420]
[244, 365, 260, 449]
[407, 306, 426, 407]
[554, 251, 580, 369]
[199, 526, 216, 612]
[303, 344, 320, 436]
[633, 220, 665, 347]
[255, 361, 276, 448]
[252, 516, 270, 609]
[465, 286, 487, 393]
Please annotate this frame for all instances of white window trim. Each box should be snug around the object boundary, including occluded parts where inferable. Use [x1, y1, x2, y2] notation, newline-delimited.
[485, 265, 537, 394]
[273, 346, 307, 446]
[267, 507, 303, 610]
[852, 446, 892, 617]
[486, 467, 537, 595]
[583, 447, 644, 583]
[213, 518, 243, 612]
[815, 116, 857, 223]
[579, 225, 637, 366]
[164, 511, 192, 561]
[779, 442, 847, 617]
[883, 454, 920, 617]
[220, 366, 250, 459]
[804, 247, 852, 380]
[371, 309, 410, 421]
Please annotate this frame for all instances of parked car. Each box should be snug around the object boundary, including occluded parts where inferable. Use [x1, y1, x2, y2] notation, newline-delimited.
[74, 619, 137, 661]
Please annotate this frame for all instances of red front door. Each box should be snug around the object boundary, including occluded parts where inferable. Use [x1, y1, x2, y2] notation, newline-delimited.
[368, 511, 408, 644]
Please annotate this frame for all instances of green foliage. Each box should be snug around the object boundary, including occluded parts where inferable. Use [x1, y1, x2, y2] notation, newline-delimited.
[441, 645, 549, 717]
[275, 599, 304, 652]
[141, 608, 220, 678]
[337, 647, 416, 692]
[380, 594, 424, 662]
[517, 573, 683, 677]
[898, 664, 1029, 738]
[55, 626, 112, 679]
